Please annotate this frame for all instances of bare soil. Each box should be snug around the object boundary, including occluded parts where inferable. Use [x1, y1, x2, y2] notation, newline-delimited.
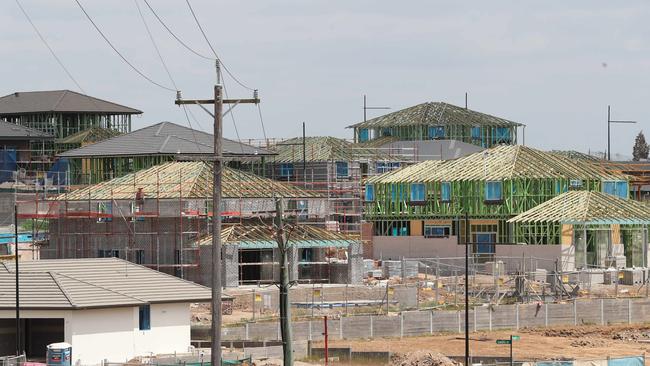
[318, 324, 650, 363]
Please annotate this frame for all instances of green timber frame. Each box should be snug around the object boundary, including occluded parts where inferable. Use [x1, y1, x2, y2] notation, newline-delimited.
[68, 154, 174, 185]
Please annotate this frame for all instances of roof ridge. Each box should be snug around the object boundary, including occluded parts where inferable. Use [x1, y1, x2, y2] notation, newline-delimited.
[52, 90, 68, 111]
[53, 271, 147, 303]
[49, 272, 76, 308]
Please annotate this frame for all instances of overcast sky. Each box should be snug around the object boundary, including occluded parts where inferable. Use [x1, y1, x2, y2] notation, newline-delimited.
[1, 1, 649, 157]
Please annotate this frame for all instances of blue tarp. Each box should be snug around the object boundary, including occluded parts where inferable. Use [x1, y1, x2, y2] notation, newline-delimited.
[608, 356, 644, 366]
[47, 158, 69, 186]
[537, 362, 573, 366]
[0, 149, 17, 183]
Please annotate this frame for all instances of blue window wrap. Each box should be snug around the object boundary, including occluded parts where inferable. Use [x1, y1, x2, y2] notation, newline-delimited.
[410, 183, 425, 202]
[336, 162, 349, 177]
[376, 162, 400, 174]
[359, 128, 369, 142]
[391, 185, 407, 202]
[555, 181, 568, 194]
[471, 126, 482, 139]
[494, 127, 511, 143]
[485, 181, 503, 201]
[441, 182, 451, 202]
[280, 163, 294, 177]
[365, 184, 375, 201]
[603, 180, 629, 199]
[428, 126, 445, 139]
[139, 304, 151, 330]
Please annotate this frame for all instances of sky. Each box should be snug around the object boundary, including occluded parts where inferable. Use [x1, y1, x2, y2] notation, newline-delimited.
[1, 1, 649, 158]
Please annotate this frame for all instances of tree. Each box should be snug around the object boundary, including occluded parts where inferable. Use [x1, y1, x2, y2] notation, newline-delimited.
[632, 131, 649, 161]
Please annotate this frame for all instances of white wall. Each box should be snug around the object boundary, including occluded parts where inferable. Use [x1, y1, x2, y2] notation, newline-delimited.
[372, 236, 463, 259]
[0, 303, 191, 365]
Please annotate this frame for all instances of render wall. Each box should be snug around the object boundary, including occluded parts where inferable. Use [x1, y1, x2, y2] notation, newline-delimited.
[372, 236, 463, 260]
[0, 304, 190, 365]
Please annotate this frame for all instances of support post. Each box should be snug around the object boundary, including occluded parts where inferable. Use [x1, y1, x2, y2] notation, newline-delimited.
[275, 198, 294, 365]
[14, 204, 20, 356]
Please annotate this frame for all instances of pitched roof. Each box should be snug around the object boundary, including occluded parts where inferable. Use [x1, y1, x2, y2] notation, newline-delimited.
[508, 191, 650, 225]
[367, 145, 627, 183]
[0, 90, 141, 115]
[0, 258, 214, 310]
[348, 102, 523, 129]
[199, 224, 358, 249]
[56, 127, 123, 145]
[58, 121, 273, 158]
[54, 161, 321, 200]
[0, 120, 53, 140]
[269, 136, 399, 163]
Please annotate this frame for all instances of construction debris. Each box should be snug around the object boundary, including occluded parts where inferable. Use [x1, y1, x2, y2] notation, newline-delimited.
[390, 351, 461, 366]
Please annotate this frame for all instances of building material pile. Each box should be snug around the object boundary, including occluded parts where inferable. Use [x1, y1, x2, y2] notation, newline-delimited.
[390, 351, 461, 366]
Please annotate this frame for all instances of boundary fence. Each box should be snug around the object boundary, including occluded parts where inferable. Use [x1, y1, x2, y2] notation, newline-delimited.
[204, 297, 650, 342]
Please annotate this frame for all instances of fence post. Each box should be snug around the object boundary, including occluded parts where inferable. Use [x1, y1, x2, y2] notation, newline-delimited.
[370, 315, 374, 338]
[489, 307, 493, 331]
[473, 308, 477, 332]
[308, 320, 312, 341]
[544, 303, 548, 327]
[245, 323, 250, 341]
[430, 311, 433, 334]
[628, 299, 632, 324]
[400, 312, 404, 338]
[573, 300, 577, 326]
[340, 316, 344, 339]
[515, 303, 519, 330]
[601, 298, 605, 325]
[277, 321, 281, 340]
[458, 311, 462, 333]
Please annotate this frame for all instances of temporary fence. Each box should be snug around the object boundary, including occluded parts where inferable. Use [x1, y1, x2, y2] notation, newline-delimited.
[205, 297, 650, 342]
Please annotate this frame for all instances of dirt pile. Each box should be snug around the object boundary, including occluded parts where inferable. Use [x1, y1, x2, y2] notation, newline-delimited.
[391, 351, 461, 366]
[569, 338, 606, 347]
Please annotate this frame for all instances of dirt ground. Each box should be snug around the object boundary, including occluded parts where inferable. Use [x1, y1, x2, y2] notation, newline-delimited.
[318, 324, 650, 363]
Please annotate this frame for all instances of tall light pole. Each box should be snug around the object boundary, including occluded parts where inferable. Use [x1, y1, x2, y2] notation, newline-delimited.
[607, 105, 636, 161]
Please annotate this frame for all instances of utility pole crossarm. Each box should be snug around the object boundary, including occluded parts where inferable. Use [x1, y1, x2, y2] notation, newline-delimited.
[175, 98, 260, 105]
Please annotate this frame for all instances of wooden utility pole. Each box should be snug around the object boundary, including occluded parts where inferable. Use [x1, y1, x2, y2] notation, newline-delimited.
[174, 60, 259, 366]
[274, 197, 294, 366]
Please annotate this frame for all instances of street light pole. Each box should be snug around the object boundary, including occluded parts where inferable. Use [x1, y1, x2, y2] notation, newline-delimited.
[607, 105, 636, 161]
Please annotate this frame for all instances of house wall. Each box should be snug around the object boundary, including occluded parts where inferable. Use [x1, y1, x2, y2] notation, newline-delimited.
[372, 235, 463, 260]
[0, 303, 190, 365]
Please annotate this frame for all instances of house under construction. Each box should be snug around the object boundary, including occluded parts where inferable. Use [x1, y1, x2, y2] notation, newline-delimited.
[363, 144, 645, 270]
[198, 224, 362, 286]
[15, 161, 362, 285]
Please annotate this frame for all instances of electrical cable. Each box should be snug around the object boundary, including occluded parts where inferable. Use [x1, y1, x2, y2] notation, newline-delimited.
[142, 0, 213, 60]
[15, 0, 86, 93]
[185, 0, 255, 91]
[74, 0, 176, 92]
[133, 0, 178, 91]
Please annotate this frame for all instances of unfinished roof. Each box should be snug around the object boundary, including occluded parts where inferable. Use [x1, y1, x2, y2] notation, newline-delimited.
[0, 258, 213, 310]
[58, 121, 273, 158]
[199, 224, 358, 249]
[270, 136, 399, 163]
[508, 191, 650, 225]
[347, 102, 523, 129]
[0, 120, 53, 140]
[0, 90, 141, 115]
[55, 161, 320, 200]
[368, 145, 626, 183]
[56, 127, 123, 145]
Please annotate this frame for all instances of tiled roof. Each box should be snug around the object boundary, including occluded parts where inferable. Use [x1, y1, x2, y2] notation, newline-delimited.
[58, 121, 273, 158]
[0, 120, 53, 140]
[0, 258, 215, 310]
[0, 90, 141, 114]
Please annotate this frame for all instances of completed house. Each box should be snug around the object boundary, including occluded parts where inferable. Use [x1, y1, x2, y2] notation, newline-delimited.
[0, 257, 215, 364]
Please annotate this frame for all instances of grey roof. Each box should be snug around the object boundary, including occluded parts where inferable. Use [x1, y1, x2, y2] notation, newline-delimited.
[0, 120, 53, 140]
[0, 90, 142, 115]
[0, 258, 216, 310]
[58, 121, 275, 158]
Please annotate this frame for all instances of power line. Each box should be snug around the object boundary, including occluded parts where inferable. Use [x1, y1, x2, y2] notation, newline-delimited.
[133, 0, 178, 91]
[185, 0, 255, 91]
[257, 103, 269, 142]
[73, 0, 176, 92]
[142, 0, 213, 60]
[15, 0, 86, 93]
